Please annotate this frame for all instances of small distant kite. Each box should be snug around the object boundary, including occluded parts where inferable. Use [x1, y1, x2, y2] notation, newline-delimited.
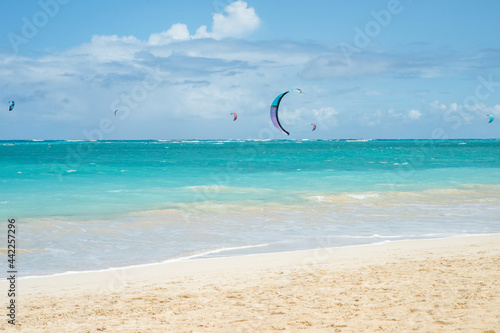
[230, 112, 237, 121]
[9, 101, 15, 111]
[487, 114, 494, 123]
[114, 109, 119, 116]
[270, 88, 302, 135]
[311, 123, 316, 131]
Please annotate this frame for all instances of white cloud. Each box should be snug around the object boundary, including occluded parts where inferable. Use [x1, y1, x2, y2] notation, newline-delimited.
[210, 1, 260, 39]
[148, 1, 260, 44]
[472, 103, 500, 117]
[312, 107, 339, 122]
[427, 100, 500, 128]
[408, 109, 421, 120]
[63, 1, 263, 64]
[358, 107, 422, 127]
[490, 104, 500, 114]
[148, 23, 191, 45]
[282, 106, 339, 130]
[69, 34, 141, 62]
[193, 25, 211, 39]
[429, 100, 447, 111]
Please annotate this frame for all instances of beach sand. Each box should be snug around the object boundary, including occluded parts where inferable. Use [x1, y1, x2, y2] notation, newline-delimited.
[2, 234, 499, 332]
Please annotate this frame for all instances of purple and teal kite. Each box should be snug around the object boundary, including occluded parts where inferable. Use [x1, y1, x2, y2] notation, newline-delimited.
[270, 88, 301, 135]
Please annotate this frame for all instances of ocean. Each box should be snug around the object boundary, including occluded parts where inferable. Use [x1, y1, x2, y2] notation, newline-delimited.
[1, 139, 499, 276]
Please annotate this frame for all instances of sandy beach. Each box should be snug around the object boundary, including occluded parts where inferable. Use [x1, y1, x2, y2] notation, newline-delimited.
[2, 234, 499, 332]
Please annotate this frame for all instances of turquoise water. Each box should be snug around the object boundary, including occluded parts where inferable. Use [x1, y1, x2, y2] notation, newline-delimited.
[1, 139, 499, 276]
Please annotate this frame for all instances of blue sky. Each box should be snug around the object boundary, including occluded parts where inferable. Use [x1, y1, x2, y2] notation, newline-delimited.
[1, 0, 500, 140]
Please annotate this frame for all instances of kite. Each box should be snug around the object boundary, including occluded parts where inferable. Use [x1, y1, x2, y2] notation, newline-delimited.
[270, 88, 302, 135]
[114, 110, 119, 116]
[312, 123, 316, 131]
[230, 112, 237, 121]
[9, 101, 14, 111]
[487, 114, 494, 123]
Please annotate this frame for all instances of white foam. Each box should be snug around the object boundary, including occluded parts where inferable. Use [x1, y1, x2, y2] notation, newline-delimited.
[347, 193, 380, 200]
[166, 244, 271, 262]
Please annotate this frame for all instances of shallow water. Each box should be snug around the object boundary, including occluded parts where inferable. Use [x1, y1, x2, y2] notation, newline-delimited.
[1, 139, 499, 276]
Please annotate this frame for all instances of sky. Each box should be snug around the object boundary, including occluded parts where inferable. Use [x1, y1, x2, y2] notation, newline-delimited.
[1, 0, 500, 140]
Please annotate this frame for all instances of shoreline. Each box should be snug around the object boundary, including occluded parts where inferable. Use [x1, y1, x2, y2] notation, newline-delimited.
[6, 234, 499, 291]
[16, 233, 498, 281]
[3, 234, 499, 331]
